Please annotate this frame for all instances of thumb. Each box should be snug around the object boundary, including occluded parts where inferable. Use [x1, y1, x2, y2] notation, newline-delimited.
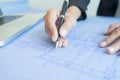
[104, 23, 120, 35]
[59, 15, 76, 37]
[59, 26, 68, 38]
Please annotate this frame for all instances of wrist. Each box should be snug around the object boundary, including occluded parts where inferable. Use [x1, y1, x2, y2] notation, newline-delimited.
[66, 5, 82, 20]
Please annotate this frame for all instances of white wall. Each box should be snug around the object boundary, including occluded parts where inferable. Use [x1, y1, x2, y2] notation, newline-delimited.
[87, 0, 100, 16]
[29, 0, 64, 11]
[29, 0, 100, 16]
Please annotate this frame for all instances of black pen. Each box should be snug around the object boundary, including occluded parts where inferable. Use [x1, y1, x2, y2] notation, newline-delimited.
[56, 0, 69, 48]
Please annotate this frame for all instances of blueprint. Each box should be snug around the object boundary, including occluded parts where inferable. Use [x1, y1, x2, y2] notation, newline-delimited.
[0, 17, 120, 80]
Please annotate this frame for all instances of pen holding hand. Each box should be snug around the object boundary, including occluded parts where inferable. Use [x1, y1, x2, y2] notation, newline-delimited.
[56, 0, 69, 48]
[44, 1, 81, 48]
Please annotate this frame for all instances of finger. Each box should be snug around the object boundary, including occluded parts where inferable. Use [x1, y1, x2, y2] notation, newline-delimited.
[57, 38, 63, 48]
[59, 15, 76, 37]
[45, 26, 51, 38]
[45, 23, 58, 42]
[45, 25, 53, 40]
[106, 39, 120, 54]
[104, 23, 120, 35]
[44, 9, 60, 42]
[61, 37, 68, 47]
[56, 37, 68, 48]
[100, 27, 120, 47]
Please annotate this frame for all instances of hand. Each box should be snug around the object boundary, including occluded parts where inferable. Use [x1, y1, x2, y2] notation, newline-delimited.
[100, 22, 120, 54]
[44, 6, 81, 47]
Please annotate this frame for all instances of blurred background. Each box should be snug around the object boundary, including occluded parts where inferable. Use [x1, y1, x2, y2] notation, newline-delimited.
[0, 0, 41, 15]
[0, 0, 100, 16]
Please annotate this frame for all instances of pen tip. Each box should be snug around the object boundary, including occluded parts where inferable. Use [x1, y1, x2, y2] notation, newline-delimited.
[56, 41, 59, 49]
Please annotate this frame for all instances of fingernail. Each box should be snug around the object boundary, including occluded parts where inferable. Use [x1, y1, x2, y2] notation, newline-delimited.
[107, 47, 115, 54]
[52, 36, 57, 42]
[62, 38, 68, 47]
[60, 29, 67, 37]
[100, 41, 107, 47]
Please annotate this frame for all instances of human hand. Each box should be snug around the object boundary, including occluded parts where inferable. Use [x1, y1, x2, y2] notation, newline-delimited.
[44, 6, 81, 48]
[100, 23, 120, 54]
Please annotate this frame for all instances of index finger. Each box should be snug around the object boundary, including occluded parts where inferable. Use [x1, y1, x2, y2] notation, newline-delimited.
[104, 23, 120, 35]
[44, 9, 60, 42]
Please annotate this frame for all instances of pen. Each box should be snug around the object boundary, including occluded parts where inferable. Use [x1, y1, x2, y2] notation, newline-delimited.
[56, 0, 69, 48]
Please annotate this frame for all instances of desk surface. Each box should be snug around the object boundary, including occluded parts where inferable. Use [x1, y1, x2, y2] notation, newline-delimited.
[0, 17, 120, 80]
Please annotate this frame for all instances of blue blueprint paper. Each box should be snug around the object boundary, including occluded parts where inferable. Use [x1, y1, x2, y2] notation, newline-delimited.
[0, 17, 120, 80]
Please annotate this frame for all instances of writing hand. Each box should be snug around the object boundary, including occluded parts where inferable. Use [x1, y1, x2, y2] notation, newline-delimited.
[44, 6, 81, 47]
